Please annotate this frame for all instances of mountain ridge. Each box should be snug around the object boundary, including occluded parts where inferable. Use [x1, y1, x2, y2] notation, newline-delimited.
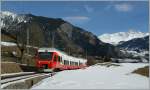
[98, 30, 149, 45]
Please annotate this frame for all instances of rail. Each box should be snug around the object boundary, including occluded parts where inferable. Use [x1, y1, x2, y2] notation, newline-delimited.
[1, 72, 53, 85]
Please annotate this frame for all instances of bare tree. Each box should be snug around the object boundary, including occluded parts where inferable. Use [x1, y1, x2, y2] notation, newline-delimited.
[3, 22, 28, 63]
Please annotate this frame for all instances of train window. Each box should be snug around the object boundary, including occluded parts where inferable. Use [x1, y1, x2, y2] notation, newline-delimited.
[75, 62, 78, 66]
[54, 55, 57, 62]
[73, 62, 75, 65]
[66, 61, 69, 65]
[67, 61, 69, 65]
[64, 60, 67, 65]
[38, 52, 53, 60]
[60, 57, 62, 62]
[64, 60, 65, 64]
[58, 56, 61, 62]
[66, 60, 68, 65]
[79, 63, 82, 65]
[61, 60, 63, 64]
[70, 61, 73, 65]
[66, 61, 68, 65]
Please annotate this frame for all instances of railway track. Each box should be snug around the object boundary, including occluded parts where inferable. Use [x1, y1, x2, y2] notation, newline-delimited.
[1, 72, 54, 85]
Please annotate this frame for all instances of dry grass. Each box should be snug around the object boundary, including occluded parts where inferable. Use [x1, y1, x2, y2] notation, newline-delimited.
[1, 62, 23, 74]
[1, 45, 36, 66]
[1, 62, 37, 74]
[1, 34, 15, 42]
[1, 46, 21, 56]
[132, 66, 149, 77]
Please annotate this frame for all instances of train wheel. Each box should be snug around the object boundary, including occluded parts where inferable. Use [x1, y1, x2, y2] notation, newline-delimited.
[37, 68, 43, 73]
[53, 68, 61, 72]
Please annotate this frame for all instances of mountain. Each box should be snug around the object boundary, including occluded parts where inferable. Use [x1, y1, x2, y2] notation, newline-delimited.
[98, 30, 149, 45]
[117, 36, 149, 51]
[1, 11, 119, 60]
[116, 36, 149, 62]
[0, 11, 29, 29]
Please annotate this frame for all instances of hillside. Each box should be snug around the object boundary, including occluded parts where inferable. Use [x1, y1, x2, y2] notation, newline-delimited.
[1, 11, 119, 62]
[117, 36, 149, 51]
[116, 36, 149, 62]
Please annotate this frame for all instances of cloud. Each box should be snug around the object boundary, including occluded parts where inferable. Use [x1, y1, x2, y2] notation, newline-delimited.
[63, 16, 90, 25]
[114, 3, 133, 12]
[84, 5, 94, 13]
[63, 16, 90, 20]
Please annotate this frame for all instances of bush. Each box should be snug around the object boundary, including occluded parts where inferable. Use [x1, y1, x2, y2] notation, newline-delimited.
[87, 59, 97, 66]
[86, 56, 97, 66]
[132, 66, 149, 77]
[103, 56, 112, 62]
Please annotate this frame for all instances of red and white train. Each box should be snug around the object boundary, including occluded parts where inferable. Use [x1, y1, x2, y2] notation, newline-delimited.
[34, 48, 87, 72]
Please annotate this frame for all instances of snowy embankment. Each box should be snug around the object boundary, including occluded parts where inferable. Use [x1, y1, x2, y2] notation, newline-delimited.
[32, 63, 149, 89]
[1, 41, 17, 46]
[1, 41, 38, 48]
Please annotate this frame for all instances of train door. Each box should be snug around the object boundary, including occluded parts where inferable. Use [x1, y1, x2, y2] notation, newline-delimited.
[58, 56, 62, 65]
[53, 53, 58, 67]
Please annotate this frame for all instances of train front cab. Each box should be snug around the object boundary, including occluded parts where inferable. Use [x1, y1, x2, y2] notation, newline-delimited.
[35, 51, 62, 72]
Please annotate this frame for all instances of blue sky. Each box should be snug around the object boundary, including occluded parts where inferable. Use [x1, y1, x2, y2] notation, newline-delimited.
[1, 1, 149, 36]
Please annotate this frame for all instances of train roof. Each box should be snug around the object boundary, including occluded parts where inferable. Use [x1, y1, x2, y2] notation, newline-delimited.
[38, 48, 66, 55]
[38, 48, 87, 63]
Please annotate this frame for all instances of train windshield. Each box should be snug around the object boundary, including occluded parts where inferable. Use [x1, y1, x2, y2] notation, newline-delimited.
[38, 52, 53, 60]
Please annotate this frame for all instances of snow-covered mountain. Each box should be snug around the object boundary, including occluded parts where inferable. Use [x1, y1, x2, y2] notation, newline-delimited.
[117, 36, 149, 51]
[98, 30, 149, 45]
[0, 11, 29, 29]
[116, 36, 149, 62]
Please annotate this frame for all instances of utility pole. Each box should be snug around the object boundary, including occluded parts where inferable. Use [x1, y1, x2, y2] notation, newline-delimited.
[25, 19, 29, 55]
[26, 25, 29, 54]
[52, 32, 55, 48]
[68, 48, 70, 55]
[86, 48, 87, 59]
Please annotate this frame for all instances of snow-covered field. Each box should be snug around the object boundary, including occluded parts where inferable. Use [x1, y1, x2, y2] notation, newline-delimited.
[32, 63, 149, 89]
